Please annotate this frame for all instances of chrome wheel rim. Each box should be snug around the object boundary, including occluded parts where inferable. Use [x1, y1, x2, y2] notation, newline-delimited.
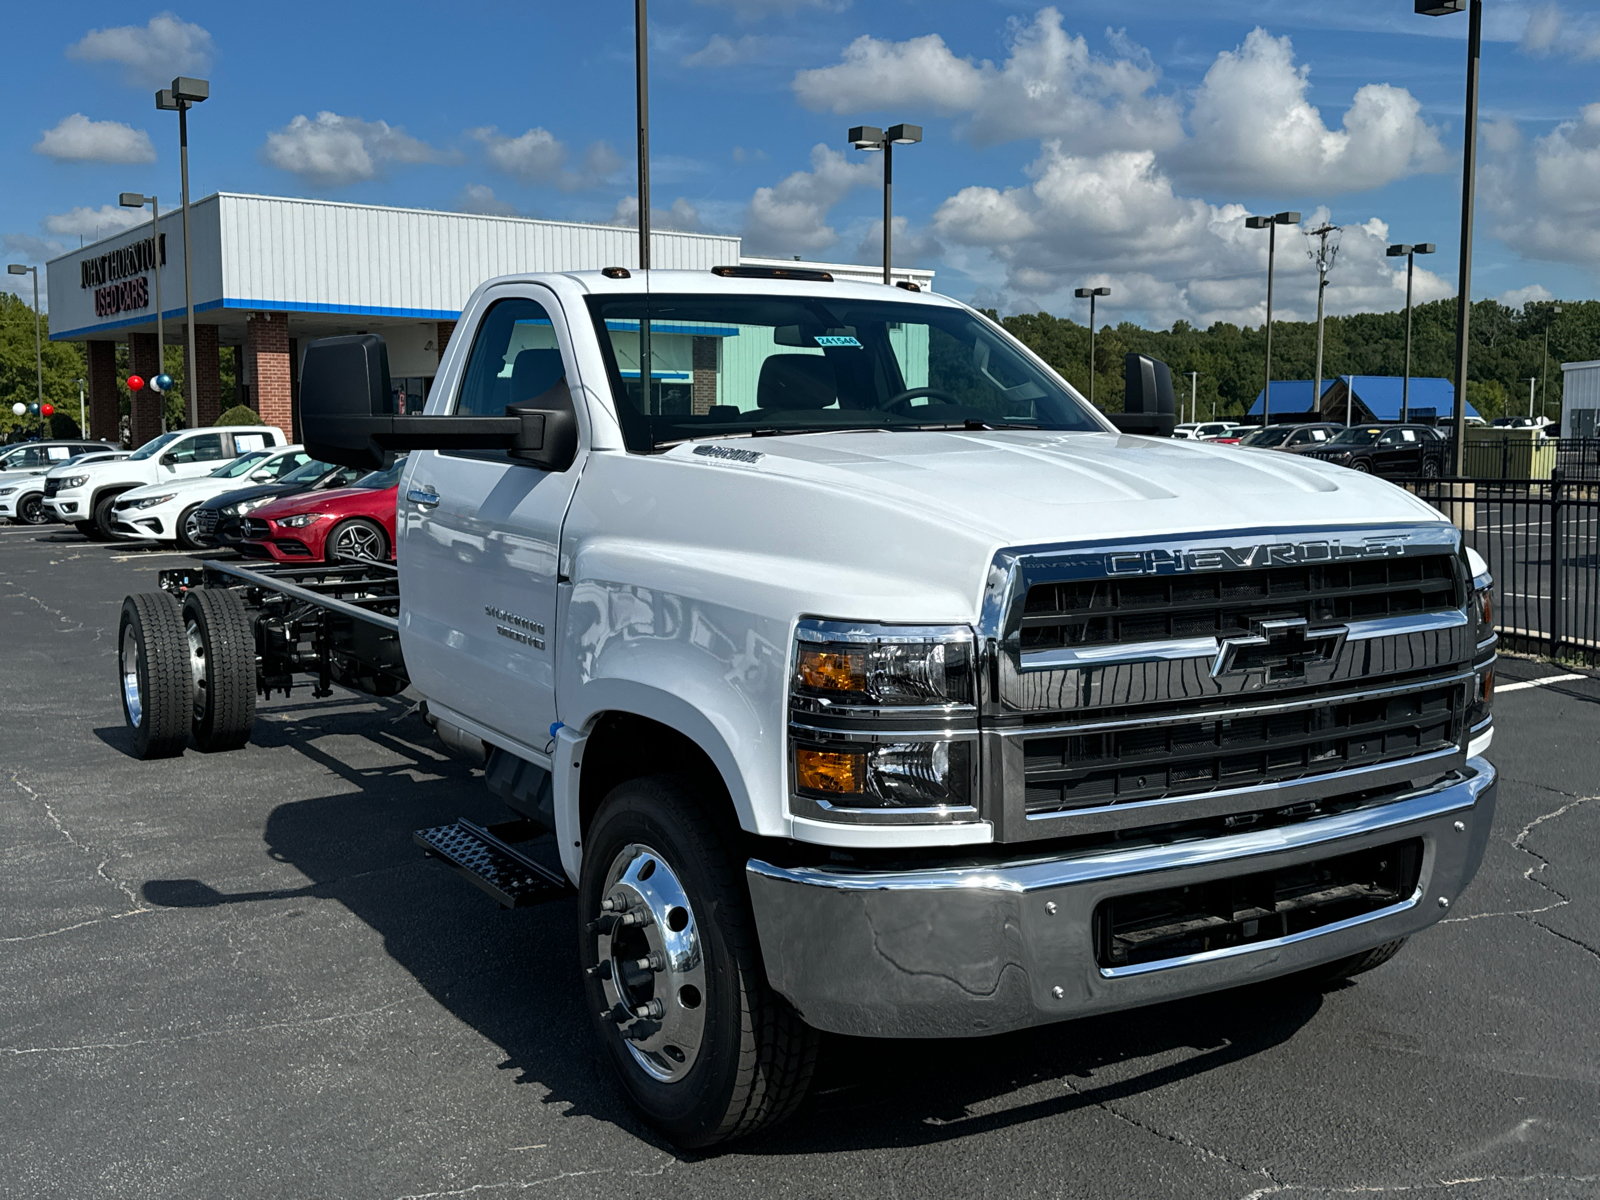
[594, 842, 707, 1084]
[186, 618, 207, 718]
[182, 508, 202, 542]
[335, 523, 383, 560]
[120, 625, 143, 728]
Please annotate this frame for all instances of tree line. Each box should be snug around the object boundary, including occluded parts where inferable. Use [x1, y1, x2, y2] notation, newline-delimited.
[990, 297, 1600, 423]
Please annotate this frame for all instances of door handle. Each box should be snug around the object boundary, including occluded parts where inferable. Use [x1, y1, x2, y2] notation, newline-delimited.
[407, 485, 441, 508]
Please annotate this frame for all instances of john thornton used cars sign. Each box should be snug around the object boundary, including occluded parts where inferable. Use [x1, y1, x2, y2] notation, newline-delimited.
[81, 235, 165, 317]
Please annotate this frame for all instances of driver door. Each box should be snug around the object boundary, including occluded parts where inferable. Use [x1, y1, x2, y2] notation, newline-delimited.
[398, 285, 586, 753]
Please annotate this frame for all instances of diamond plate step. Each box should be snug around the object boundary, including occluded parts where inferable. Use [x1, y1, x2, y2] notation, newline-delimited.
[414, 819, 573, 908]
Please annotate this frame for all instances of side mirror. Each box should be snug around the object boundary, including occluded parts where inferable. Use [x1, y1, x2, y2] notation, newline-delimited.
[159, 452, 177, 468]
[1109, 353, 1177, 437]
[250, 471, 272, 482]
[301, 334, 572, 471]
[508, 381, 579, 473]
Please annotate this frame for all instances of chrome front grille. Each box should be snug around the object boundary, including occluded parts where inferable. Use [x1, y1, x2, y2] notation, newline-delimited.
[1022, 677, 1465, 817]
[241, 517, 270, 539]
[981, 524, 1475, 842]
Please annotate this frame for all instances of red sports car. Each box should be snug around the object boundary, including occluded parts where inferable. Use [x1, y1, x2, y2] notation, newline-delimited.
[240, 457, 404, 563]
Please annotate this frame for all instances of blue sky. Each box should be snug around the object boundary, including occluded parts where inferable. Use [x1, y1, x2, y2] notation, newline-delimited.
[4, 1, 1598, 328]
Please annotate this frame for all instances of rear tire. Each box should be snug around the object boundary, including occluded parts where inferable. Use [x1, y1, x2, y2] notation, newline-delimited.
[580, 775, 819, 1148]
[119, 592, 192, 759]
[182, 588, 257, 753]
[1351, 460, 1372, 474]
[175, 504, 205, 551]
[77, 519, 109, 541]
[326, 517, 388, 563]
[18, 493, 48, 525]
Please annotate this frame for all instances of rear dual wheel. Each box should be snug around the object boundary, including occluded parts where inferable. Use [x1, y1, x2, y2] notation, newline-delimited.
[182, 588, 257, 752]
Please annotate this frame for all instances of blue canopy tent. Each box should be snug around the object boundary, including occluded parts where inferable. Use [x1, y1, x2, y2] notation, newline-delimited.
[1248, 377, 1480, 424]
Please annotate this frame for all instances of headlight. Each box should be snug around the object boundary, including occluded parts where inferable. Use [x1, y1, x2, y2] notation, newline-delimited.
[228, 496, 274, 516]
[134, 493, 177, 509]
[0, 486, 16, 496]
[789, 621, 979, 824]
[59, 474, 90, 489]
[277, 512, 326, 528]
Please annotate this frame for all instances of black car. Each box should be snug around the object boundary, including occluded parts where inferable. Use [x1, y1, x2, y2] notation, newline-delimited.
[1306, 424, 1448, 477]
[194, 458, 366, 547]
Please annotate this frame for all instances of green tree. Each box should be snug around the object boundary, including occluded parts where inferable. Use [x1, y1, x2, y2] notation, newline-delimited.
[1, 294, 88, 440]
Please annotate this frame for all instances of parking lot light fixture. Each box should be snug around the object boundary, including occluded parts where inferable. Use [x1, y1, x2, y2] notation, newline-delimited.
[849, 124, 921, 284]
[7, 263, 43, 417]
[156, 77, 208, 430]
[1387, 242, 1435, 423]
[1245, 211, 1300, 427]
[1073, 286, 1112, 409]
[1542, 304, 1563, 421]
[121, 193, 167, 433]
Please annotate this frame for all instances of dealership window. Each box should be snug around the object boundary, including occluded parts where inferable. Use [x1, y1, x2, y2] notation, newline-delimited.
[392, 377, 432, 415]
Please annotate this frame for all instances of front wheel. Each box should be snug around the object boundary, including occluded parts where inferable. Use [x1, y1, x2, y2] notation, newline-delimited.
[93, 492, 124, 540]
[18, 493, 49, 525]
[175, 504, 206, 551]
[580, 775, 819, 1148]
[1310, 938, 1407, 984]
[1351, 459, 1373, 474]
[326, 517, 388, 563]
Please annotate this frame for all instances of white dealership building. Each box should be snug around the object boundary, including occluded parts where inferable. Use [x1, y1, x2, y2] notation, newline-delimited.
[45, 193, 933, 445]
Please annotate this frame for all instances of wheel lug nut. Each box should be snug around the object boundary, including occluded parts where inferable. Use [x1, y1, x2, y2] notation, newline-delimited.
[633, 999, 664, 1020]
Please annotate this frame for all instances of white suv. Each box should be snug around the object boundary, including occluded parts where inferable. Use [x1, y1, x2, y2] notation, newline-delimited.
[3, 450, 129, 525]
[45, 425, 285, 541]
[112, 444, 315, 549]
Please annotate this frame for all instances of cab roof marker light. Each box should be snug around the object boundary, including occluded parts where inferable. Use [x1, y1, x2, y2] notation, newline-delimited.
[601, 267, 631, 279]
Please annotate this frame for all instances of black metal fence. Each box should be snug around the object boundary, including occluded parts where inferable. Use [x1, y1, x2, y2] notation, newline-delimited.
[1401, 474, 1600, 665]
[1439, 435, 1600, 481]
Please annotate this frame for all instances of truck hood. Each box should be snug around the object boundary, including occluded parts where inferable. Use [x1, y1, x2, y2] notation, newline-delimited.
[672, 428, 1445, 544]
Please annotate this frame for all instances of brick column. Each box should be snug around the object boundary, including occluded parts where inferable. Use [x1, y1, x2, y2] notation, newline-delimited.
[189, 323, 223, 426]
[246, 313, 292, 437]
[437, 320, 457, 362]
[692, 337, 718, 415]
[128, 332, 164, 446]
[87, 342, 120, 444]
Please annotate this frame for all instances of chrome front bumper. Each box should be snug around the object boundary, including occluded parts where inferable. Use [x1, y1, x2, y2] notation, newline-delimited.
[747, 758, 1495, 1038]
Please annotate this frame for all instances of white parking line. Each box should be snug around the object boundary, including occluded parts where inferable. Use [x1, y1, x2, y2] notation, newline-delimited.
[1497, 673, 1586, 693]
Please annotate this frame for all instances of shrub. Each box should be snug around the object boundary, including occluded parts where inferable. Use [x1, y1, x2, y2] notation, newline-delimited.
[216, 404, 261, 426]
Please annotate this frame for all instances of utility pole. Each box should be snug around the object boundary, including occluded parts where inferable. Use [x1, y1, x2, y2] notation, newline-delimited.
[635, 0, 653, 413]
[1306, 224, 1340, 415]
[1542, 304, 1563, 419]
[1188, 371, 1201, 424]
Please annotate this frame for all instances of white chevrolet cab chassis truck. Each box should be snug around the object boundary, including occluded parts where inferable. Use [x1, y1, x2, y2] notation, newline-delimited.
[118, 266, 1497, 1147]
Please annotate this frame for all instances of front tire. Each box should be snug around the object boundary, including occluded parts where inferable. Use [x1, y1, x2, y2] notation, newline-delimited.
[175, 504, 205, 551]
[580, 775, 819, 1148]
[182, 588, 257, 752]
[93, 491, 124, 540]
[119, 592, 192, 759]
[326, 517, 388, 563]
[18, 493, 48, 525]
[1351, 459, 1372, 474]
[1314, 937, 1407, 983]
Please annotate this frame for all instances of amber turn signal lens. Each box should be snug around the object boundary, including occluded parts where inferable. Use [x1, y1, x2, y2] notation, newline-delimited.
[798, 649, 865, 693]
[796, 748, 863, 794]
[1482, 591, 1493, 628]
[1482, 669, 1494, 703]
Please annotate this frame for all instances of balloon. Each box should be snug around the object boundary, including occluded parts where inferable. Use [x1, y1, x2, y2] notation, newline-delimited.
[10, 403, 23, 416]
[127, 375, 145, 392]
[152, 373, 173, 394]
[28, 403, 39, 415]
[41, 404, 54, 417]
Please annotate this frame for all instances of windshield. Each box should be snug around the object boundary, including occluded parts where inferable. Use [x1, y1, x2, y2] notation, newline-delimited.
[1240, 426, 1292, 447]
[1329, 427, 1383, 446]
[353, 455, 408, 490]
[579, 293, 1104, 452]
[209, 451, 270, 478]
[128, 431, 181, 461]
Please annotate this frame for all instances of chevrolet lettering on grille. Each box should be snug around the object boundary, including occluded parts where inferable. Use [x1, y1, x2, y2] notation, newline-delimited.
[1106, 536, 1409, 577]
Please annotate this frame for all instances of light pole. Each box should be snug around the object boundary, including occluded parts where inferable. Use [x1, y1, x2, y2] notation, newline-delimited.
[1417, 0, 1481, 473]
[75, 377, 86, 431]
[1385, 242, 1436, 423]
[1245, 211, 1301, 427]
[119, 193, 167, 432]
[1188, 371, 1202, 423]
[849, 124, 923, 285]
[1541, 304, 1563, 421]
[156, 77, 208, 430]
[1307, 223, 1340, 414]
[634, 0, 653, 412]
[1072, 287, 1111, 409]
[6, 264, 43, 425]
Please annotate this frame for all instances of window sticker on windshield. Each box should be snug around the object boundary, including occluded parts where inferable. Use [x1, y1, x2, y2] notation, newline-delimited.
[48, 447, 71, 460]
[233, 434, 266, 453]
[814, 335, 862, 348]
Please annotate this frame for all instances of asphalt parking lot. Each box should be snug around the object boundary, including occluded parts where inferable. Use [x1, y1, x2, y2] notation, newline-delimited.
[3, 524, 1599, 1200]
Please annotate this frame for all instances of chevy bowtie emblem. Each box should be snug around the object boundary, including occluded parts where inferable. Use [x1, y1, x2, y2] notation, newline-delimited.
[1212, 617, 1348, 682]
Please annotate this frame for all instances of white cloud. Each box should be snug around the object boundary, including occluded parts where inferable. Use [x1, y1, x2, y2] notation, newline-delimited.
[470, 127, 622, 191]
[1484, 103, 1600, 276]
[455, 184, 520, 217]
[43, 205, 147, 238]
[934, 143, 1450, 327]
[1173, 29, 1446, 194]
[793, 10, 1182, 153]
[1498, 283, 1555, 308]
[67, 13, 215, 87]
[34, 113, 156, 164]
[2, 233, 66, 262]
[741, 143, 875, 255]
[852, 215, 942, 267]
[612, 196, 707, 233]
[1518, 3, 1600, 59]
[683, 34, 767, 67]
[262, 112, 446, 187]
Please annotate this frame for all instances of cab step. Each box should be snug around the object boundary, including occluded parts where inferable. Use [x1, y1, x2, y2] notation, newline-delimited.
[413, 818, 574, 908]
